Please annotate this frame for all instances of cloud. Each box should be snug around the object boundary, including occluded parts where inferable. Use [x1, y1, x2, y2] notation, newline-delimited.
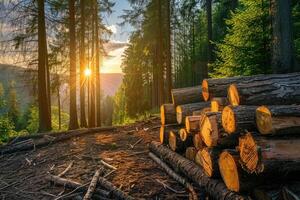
[101, 44, 127, 74]
[106, 25, 117, 34]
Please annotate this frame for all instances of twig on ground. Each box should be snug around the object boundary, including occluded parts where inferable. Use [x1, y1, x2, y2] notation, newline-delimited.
[83, 168, 103, 200]
[127, 150, 149, 157]
[100, 160, 117, 170]
[129, 138, 143, 149]
[103, 169, 116, 178]
[57, 161, 74, 177]
[155, 179, 186, 194]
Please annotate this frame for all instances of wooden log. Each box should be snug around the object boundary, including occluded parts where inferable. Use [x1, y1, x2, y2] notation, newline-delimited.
[171, 85, 203, 106]
[227, 73, 300, 106]
[97, 177, 134, 200]
[219, 150, 257, 192]
[195, 147, 221, 178]
[46, 175, 109, 197]
[185, 115, 204, 133]
[149, 152, 198, 200]
[160, 104, 177, 125]
[222, 105, 257, 134]
[238, 132, 300, 175]
[193, 133, 204, 150]
[149, 141, 250, 200]
[176, 102, 210, 124]
[192, 107, 211, 116]
[179, 128, 193, 147]
[185, 147, 197, 161]
[211, 97, 228, 112]
[83, 168, 103, 200]
[256, 105, 300, 135]
[169, 130, 185, 153]
[159, 125, 181, 144]
[0, 127, 116, 155]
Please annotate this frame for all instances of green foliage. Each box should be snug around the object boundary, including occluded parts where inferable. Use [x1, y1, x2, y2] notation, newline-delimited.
[51, 106, 69, 131]
[0, 82, 5, 110]
[293, 1, 300, 60]
[212, 0, 271, 77]
[7, 81, 20, 129]
[101, 96, 114, 126]
[26, 105, 39, 134]
[0, 116, 17, 143]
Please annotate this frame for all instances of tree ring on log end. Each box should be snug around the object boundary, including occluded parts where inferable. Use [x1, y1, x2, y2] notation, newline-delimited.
[185, 117, 191, 133]
[256, 106, 272, 134]
[228, 84, 240, 106]
[219, 151, 240, 192]
[200, 115, 218, 147]
[159, 126, 165, 144]
[239, 133, 260, 172]
[179, 129, 188, 141]
[202, 79, 209, 101]
[199, 148, 213, 177]
[160, 105, 165, 125]
[176, 106, 183, 124]
[211, 100, 219, 112]
[193, 134, 203, 149]
[222, 106, 236, 134]
[169, 131, 177, 151]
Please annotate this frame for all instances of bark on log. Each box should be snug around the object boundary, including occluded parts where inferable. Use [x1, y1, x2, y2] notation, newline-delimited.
[195, 147, 221, 178]
[46, 175, 109, 197]
[256, 105, 300, 135]
[83, 168, 103, 200]
[169, 130, 185, 153]
[193, 133, 204, 150]
[97, 177, 134, 200]
[211, 97, 228, 112]
[185, 147, 198, 161]
[1, 127, 116, 155]
[238, 132, 300, 175]
[179, 128, 193, 147]
[192, 107, 211, 116]
[219, 150, 258, 192]
[160, 104, 177, 125]
[185, 115, 204, 133]
[222, 106, 257, 134]
[227, 73, 300, 106]
[149, 152, 198, 200]
[171, 85, 203, 106]
[149, 141, 250, 199]
[176, 102, 210, 124]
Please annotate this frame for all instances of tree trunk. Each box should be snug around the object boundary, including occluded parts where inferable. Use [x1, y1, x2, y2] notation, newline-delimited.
[195, 147, 221, 177]
[205, 0, 212, 79]
[157, 0, 164, 106]
[171, 86, 203, 106]
[169, 130, 185, 153]
[95, 0, 101, 127]
[149, 142, 250, 199]
[80, 0, 87, 127]
[227, 73, 300, 106]
[222, 106, 257, 134]
[185, 115, 204, 133]
[211, 97, 228, 112]
[271, 0, 295, 73]
[160, 104, 177, 125]
[238, 133, 300, 175]
[68, 0, 79, 130]
[256, 105, 300, 135]
[37, 0, 51, 132]
[165, 0, 172, 103]
[176, 102, 210, 124]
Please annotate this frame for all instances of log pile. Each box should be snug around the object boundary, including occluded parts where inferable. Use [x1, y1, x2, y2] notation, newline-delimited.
[155, 72, 300, 199]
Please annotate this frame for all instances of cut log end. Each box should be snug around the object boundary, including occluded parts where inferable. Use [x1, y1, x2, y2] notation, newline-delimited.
[185, 147, 197, 161]
[211, 100, 220, 112]
[179, 129, 188, 142]
[160, 105, 166, 125]
[211, 97, 228, 112]
[200, 115, 218, 147]
[159, 126, 164, 144]
[256, 106, 273, 135]
[222, 106, 236, 134]
[202, 79, 209, 101]
[193, 133, 203, 149]
[169, 131, 177, 152]
[219, 151, 240, 192]
[176, 106, 183, 124]
[195, 148, 213, 177]
[238, 133, 260, 173]
[228, 84, 240, 106]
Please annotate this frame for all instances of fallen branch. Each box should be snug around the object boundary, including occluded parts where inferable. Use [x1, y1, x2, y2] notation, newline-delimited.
[129, 138, 143, 149]
[149, 152, 198, 200]
[149, 142, 250, 200]
[83, 168, 103, 200]
[98, 177, 134, 200]
[57, 161, 74, 177]
[154, 179, 186, 194]
[100, 160, 117, 170]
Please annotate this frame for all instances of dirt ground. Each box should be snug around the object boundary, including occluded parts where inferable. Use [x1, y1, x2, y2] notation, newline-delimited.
[0, 117, 196, 200]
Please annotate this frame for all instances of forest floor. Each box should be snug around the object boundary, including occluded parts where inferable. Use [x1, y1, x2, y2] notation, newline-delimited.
[0, 117, 197, 200]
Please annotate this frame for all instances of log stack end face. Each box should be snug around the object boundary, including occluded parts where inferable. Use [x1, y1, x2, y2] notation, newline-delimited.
[159, 126, 165, 144]
[202, 79, 209, 101]
[169, 131, 177, 151]
[176, 106, 183, 124]
[222, 106, 236, 134]
[179, 129, 188, 141]
[200, 115, 218, 147]
[195, 148, 213, 177]
[228, 84, 240, 106]
[160, 105, 166, 125]
[256, 106, 272, 134]
[219, 151, 240, 192]
[211, 100, 220, 112]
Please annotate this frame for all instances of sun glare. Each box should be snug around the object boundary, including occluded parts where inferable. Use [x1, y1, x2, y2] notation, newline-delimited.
[84, 68, 91, 77]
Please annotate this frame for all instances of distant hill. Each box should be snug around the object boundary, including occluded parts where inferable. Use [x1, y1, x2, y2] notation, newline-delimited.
[0, 64, 123, 111]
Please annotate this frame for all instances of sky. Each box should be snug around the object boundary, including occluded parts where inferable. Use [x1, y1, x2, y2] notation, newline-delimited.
[101, 0, 133, 74]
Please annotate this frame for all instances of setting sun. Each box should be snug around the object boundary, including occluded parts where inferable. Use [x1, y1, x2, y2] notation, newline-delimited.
[84, 68, 91, 77]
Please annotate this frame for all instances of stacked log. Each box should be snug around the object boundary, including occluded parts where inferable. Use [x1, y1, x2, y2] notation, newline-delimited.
[160, 104, 177, 125]
[156, 73, 300, 197]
